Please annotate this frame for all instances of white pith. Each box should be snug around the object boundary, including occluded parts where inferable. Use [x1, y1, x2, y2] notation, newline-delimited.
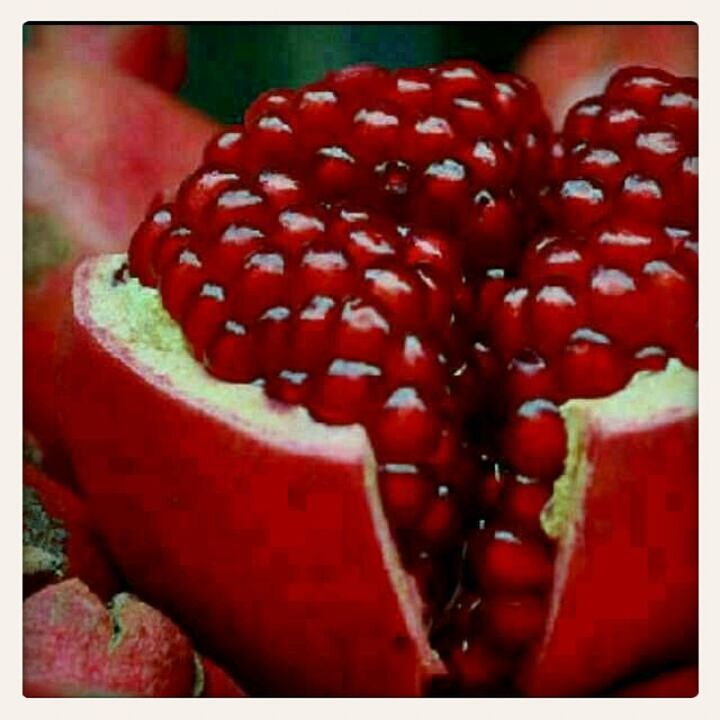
[539, 358, 698, 646]
[87, 254, 370, 458]
[78, 253, 443, 676]
[542, 359, 698, 540]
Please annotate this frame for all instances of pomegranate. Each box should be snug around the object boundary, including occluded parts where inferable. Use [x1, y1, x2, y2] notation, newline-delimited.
[23, 579, 245, 697]
[30, 24, 188, 91]
[58, 63, 697, 696]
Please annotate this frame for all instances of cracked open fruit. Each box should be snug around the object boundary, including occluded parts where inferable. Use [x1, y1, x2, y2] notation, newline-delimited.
[58, 63, 697, 696]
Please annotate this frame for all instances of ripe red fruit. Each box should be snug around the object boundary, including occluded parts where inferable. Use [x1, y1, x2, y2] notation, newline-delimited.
[31, 24, 188, 91]
[23, 579, 245, 697]
[199, 658, 247, 698]
[58, 62, 697, 697]
[474, 64, 698, 439]
[503, 399, 567, 481]
[522, 367, 697, 696]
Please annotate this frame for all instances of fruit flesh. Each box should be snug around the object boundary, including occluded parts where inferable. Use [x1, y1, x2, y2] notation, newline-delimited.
[61, 254, 442, 696]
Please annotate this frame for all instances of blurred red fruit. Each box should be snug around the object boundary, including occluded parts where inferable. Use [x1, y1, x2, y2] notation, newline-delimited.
[517, 24, 697, 128]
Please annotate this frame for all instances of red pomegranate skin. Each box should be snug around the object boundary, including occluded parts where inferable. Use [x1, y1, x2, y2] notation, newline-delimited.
[522, 409, 697, 696]
[517, 24, 698, 128]
[614, 665, 698, 697]
[200, 658, 247, 697]
[59, 258, 440, 697]
[23, 579, 197, 697]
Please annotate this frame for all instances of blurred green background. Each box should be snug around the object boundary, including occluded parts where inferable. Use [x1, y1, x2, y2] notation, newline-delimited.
[178, 23, 550, 123]
[24, 23, 552, 122]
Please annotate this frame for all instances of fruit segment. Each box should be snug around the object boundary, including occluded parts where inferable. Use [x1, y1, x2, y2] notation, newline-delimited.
[61, 254, 441, 696]
[523, 362, 698, 695]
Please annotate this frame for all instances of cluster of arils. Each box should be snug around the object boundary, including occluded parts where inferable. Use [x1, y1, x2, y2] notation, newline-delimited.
[126, 63, 697, 695]
[200, 61, 552, 274]
[127, 63, 554, 639]
[432, 66, 698, 693]
[130, 186, 481, 597]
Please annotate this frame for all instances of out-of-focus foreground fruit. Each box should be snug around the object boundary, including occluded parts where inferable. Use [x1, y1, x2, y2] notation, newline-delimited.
[517, 24, 697, 128]
[30, 23, 187, 91]
[23, 579, 245, 697]
[23, 47, 218, 477]
[23, 462, 119, 599]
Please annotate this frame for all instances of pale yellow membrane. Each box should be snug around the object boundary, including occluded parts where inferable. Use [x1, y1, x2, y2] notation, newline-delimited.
[541, 359, 698, 540]
[88, 254, 369, 458]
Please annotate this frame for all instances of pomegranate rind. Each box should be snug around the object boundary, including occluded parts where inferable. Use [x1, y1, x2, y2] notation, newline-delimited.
[524, 362, 698, 696]
[59, 253, 442, 696]
[32, 24, 187, 91]
[197, 657, 247, 697]
[614, 665, 698, 697]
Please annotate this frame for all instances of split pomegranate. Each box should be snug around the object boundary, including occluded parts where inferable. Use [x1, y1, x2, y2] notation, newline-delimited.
[60, 63, 697, 696]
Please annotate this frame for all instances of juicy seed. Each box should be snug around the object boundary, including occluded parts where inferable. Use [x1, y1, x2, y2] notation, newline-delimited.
[503, 399, 567, 482]
[505, 349, 556, 409]
[128, 206, 174, 286]
[379, 464, 432, 530]
[205, 321, 258, 382]
[309, 359, 382, 425]
[469, 527, 554, 592]
[373, 387, 441, 462]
